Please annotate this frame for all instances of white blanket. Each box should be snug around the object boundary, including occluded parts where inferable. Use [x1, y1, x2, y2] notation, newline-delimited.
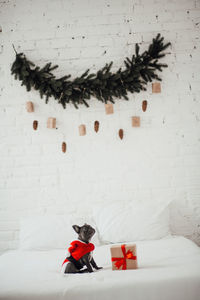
[0, 236, 200, 300]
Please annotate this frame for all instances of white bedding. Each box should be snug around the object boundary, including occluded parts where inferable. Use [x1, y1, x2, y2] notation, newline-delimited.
[0, 236, 200, 300]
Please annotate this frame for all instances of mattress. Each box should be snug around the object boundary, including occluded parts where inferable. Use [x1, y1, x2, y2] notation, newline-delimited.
[0, 236, 200, 300]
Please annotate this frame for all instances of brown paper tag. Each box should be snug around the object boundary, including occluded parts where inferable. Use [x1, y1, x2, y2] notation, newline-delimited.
[47, 117, 56, 129]
[152, 82, 161, 93]
[26, 101, 34, 112]
[132, 116, 140, 127]
[105, 103, 114, 115]
[79, 124, 86, 136]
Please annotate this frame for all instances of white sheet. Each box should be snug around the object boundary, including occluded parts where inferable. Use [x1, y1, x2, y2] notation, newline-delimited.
[0, 236, 200, 300]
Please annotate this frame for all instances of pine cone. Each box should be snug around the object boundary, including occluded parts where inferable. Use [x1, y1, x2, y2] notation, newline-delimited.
[33, 120, 38, 130]
[119, 129, 123, 140]
[62, 142, 67, 153]
[142, 100, 147, 112]
[94, 121, 99, 132]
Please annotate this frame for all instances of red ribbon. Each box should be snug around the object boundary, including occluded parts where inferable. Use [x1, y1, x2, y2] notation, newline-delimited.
[111, 244, 137, 270]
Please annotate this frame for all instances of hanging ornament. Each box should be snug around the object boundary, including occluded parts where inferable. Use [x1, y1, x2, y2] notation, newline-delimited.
[47, 117, 56, 129]
[94, 121, 99, 133]
[119, 129, 123, 140]
[33, 120, 38, 130]
[142, 100, 148, 112]
[105, 103, 114, 115]
[152, 82, 161, 93]
[62, 142, 67, 153]
[132, 116, 140, 127]
[79, 124, 86, 136]
[26, 101, 34, 112]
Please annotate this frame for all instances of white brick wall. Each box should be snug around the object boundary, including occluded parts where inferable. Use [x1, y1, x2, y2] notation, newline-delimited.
[0, 0, 200, 254]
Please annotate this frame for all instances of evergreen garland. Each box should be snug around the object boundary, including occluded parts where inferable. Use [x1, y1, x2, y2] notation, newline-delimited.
[11, 34, 170, 109]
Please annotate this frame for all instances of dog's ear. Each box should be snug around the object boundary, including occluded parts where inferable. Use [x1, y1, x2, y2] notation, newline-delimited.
[72, 225, 80, 234]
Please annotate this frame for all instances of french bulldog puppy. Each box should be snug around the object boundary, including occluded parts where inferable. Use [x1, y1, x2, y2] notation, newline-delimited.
[63, 224, 102, 274]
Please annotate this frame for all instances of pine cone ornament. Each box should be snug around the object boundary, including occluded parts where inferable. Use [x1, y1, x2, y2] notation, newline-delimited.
[142, 100, 147, 112]
[119, 129, 123, 140]
[62, 142, 67, 153]
[33, 120, 38, 130]
[94, 121, 99, 132]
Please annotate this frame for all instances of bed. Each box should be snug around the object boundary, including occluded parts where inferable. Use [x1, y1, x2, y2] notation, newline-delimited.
[0, 235, 200, 300]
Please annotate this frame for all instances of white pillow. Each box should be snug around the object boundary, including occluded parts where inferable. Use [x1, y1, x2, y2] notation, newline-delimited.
[93, 201, 171, 244]
[19, 214, 100, 250]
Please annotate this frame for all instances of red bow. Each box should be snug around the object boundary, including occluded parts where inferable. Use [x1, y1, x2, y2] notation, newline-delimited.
[111, 244, 137, 270]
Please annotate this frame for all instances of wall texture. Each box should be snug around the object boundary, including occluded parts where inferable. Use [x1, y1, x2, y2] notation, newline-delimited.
[0, 0, 200, 253]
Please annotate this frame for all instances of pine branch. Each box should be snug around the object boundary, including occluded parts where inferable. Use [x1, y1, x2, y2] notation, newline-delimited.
[10, 34, 171, 109]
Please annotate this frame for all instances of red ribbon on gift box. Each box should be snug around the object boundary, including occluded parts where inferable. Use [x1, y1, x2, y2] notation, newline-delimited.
[111, 244, 137, 270]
